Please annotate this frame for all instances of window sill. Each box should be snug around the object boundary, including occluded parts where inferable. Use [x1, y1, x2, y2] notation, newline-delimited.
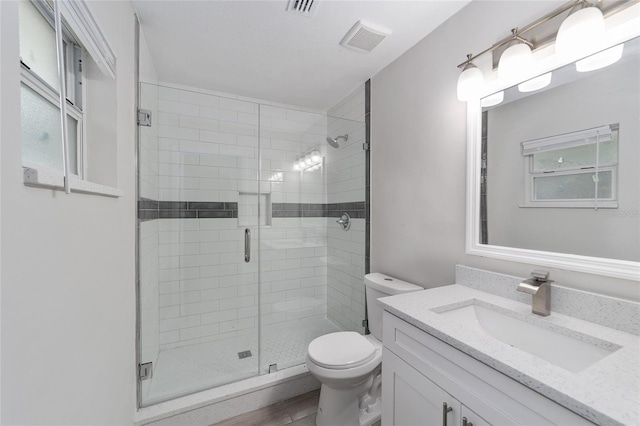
[518, 201, 618, 208]
[23, 166, 123, 198]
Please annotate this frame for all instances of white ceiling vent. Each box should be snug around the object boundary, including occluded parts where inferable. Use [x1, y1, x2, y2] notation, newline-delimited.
[286, 0, 318, 17]
[340, 20, 391, 53]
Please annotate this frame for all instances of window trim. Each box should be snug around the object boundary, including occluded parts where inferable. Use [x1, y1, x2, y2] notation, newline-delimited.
[520, 126, 619, 209]
[23, 165, 123, 197]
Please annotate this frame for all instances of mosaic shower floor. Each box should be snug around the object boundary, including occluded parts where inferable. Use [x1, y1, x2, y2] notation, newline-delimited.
[142, 317, 341, 404]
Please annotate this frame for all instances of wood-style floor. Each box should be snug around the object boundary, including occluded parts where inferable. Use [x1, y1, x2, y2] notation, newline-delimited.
[213, 390, 320, 426]
[214, 390, 383, 426]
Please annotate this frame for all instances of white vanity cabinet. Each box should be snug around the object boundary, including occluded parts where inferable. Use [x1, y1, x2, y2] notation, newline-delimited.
[383, 348, 493, 426]
[381, 312, 594, 426]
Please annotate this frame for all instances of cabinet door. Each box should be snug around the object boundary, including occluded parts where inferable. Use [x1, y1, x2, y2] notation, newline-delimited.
[383, 348, 461, 426]
[461, 405, 492, 426]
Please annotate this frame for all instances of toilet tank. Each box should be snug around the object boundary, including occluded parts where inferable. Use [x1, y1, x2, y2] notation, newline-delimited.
[365, 273, 422, 341]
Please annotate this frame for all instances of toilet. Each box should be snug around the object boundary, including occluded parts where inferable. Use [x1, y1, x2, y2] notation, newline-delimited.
[306, 273, 422, 426]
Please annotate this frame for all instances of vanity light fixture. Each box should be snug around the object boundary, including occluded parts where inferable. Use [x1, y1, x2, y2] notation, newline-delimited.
[455, 0, 636, 101]
[555, 4, 605, 61]
[498, 29, 534, 82]
[294, 148, 322, 172]
[457, 54, 484, 101]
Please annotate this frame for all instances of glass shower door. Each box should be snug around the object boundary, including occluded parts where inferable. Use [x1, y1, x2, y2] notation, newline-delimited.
[138, 83, 262, 405]
[257, 105, 366, 374]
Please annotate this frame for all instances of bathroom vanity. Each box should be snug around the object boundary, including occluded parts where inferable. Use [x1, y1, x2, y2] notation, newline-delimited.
[378, 272, 640, 426]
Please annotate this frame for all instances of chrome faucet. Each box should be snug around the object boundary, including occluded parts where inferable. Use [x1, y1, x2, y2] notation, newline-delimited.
[517, 270, 553, 316]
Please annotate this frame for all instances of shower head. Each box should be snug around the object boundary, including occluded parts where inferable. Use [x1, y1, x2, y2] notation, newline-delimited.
[326, 134, 348, 148]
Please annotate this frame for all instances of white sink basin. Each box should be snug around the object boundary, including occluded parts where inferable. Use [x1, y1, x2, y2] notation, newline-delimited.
[436, 301, 620, 373]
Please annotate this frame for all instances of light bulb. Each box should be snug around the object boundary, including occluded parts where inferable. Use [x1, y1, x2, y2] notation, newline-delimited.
[556, 6, 605, 61]
[499, 43, 533, 82]
[480, 91, 504, 108]
[576, 44, 624, 72]
[298, 158, 306, 169]
[457, 65, 484, 101]
[518, 72, 552, 93]
[311, 150, 321, 163]
[305, 154, 312, 165]
[293, 162, 300, 171]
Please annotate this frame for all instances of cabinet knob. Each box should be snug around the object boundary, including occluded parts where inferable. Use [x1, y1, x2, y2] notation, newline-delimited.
[442, 402, 453, 426]
[462, 416, 473, 426]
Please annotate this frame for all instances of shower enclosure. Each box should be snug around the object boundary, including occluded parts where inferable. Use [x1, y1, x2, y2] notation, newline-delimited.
[137, 83, 367, 405]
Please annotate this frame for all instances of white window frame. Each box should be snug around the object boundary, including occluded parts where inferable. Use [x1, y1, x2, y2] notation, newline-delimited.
[520, 125, 619, 209]
[20, 0, 122, 197]
[21, 0, 86, 178]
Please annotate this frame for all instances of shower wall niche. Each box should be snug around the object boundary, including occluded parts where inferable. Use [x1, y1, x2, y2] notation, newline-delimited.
[137, 82, 366, 405]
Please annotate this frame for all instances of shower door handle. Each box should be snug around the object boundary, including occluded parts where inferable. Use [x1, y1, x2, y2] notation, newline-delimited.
[244, 228, 251, 263]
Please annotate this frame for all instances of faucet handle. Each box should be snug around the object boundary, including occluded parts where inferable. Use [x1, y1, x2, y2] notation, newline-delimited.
[531, 269, 550, 281]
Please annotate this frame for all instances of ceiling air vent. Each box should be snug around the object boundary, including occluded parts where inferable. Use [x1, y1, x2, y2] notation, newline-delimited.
[341, 20, 391, 53]
[287, 0, 318, 17]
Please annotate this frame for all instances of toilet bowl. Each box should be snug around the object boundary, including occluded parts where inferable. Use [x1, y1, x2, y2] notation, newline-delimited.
[306, 273, 422, 426]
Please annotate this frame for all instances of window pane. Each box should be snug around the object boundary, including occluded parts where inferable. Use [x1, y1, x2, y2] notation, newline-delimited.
[19, 0, 59, 91]
[534, 171, 613, 200]
[532, 137, 618, 171]
[21, 83, 78, 174]
[67, 114, 79, 175]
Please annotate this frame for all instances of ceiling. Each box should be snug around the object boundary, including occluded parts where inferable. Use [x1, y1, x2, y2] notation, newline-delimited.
[132, 0, 470, 111]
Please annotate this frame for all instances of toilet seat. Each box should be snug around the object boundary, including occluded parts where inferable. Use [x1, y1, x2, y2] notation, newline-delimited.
[308, 332, 376, 370]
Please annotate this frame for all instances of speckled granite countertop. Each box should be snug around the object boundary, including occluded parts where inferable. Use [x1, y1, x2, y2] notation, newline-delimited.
[378, 285, 640, 426]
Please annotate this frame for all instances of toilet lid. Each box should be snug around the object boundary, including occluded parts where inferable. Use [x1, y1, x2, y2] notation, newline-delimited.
[308, 332, 376, 370]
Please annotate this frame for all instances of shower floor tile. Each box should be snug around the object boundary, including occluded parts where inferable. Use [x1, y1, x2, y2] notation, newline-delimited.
[143, 317, 340, 404]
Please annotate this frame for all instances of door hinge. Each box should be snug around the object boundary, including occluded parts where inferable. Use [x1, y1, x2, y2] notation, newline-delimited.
[137, 109, 151, 127]
[363, 142, 370, 151]
[139, 362, 153, 380]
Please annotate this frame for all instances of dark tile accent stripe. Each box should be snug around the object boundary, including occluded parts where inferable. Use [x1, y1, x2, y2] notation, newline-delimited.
[272, 202, 365, 219]
[138, 199, 159, 210]
[138, 198, 238, 222]
[139, 199, 365, 221]
[198, 210, 237, 219]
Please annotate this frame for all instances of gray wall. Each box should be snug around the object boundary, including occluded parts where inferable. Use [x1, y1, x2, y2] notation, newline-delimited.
[370, 1, 640, 302]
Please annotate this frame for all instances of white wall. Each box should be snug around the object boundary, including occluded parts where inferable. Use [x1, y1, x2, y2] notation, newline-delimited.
[371, 0, 640, 302]
[1, 0, 148, 423]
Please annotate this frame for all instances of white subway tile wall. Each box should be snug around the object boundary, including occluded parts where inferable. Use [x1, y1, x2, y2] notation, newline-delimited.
[140, 83, 160, 201]
[155, 86, 331, 350]
[326, 86, 367, 333]
[140, 220, 160, 364]
[139, 83, 161, 366]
